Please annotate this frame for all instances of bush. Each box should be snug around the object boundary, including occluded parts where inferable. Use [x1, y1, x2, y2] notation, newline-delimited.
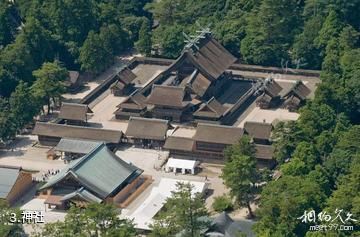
[212, 195, 234, 212]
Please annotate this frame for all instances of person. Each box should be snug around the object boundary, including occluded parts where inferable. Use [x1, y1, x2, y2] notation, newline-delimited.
[205, 175, 208, 181]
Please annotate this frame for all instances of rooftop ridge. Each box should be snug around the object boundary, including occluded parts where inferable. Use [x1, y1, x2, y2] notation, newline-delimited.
[70, 143, 106, 171]
[129, 116, 169, 124]
[197, 123, 241, 129]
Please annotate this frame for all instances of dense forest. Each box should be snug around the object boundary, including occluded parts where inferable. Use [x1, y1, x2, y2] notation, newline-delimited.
[0, 0, 359, 236]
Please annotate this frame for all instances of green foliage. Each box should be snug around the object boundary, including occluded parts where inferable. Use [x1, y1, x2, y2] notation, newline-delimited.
[0, 200, 24, 237]
[315, 10, 344, 56]
[153, 25, 185, 58]
[34, 203, 136, 237]
[222, 136, 270, 218]
[79, 31, 113, 74]
[135, 19, 152, 56]
[0, 1, 15, 47]
[224, 135, 256, 160]
[272, 121, 303, 164]
[150, 182, 210, 237]
[240, 0, 303, 66]
[326, 160, 360, 232]
[254, 176, 327, 237]
[10, 81, 39, 129]
[291, 17, 324, 69]
[31, 61, 68, 114]
[298, 102, 337, 139]
[212, 195, 234, 212]
[0, 98, 16, 142]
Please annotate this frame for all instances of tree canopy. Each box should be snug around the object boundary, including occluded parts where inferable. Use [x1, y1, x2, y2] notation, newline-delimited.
[33, 203, 136, 237]
[150, 182, 210, 237]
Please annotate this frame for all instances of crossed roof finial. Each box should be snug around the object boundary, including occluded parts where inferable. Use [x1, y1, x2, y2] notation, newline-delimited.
[183, 22, 212, 53]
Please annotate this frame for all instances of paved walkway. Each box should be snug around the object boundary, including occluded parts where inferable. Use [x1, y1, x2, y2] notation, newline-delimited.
[0, 135, 65, 172]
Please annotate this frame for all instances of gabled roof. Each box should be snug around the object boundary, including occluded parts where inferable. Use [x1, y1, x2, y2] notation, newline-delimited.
[191, 71, 212, 97]
[116, 92, 146, 111]
[59, 103, 92, 121]
[163, 137, 194, 151]
[186, 35, 236, 81]
[41, 143, 143, 199]
[256, 93, 272, 103]
[146, 85, 189, 108]
[244, 121, 272, 140]
[111, 80, 126, 90]
[68, 71, 80, 84]
[206, 212, 255, 237]
[284, 95, 302, 107]
[0, 166, 21, 199]
[194, 97, 227, 118]
[166, 33, 236, 81]
[117, 67, 137, 85]
[255, 144, 274, 160]
[33, 122, 122, 144]
[61, 187, 102, 203]
[55, 138, 101, 154]
[193, 123, 244, 145]
[264, 78, 282, 97]
[210, 212, 233, 235]
[125, 117, 169, 140]
[283, 81, 311, 100]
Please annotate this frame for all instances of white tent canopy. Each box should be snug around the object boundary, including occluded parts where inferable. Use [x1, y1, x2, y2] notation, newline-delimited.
[165, 158, 199, 174]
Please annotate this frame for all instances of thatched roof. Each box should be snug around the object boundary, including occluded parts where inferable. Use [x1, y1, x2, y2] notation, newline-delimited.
[194, 97, 227, 118]
[193, 123, 244, 145]
[255, 144, 274, 160]
[146, 85, 189, 108]
[264, 78, 282, 97]
[163, 137, 194, 151]
[33, 122, 122, 143]
[244, 121, 272, 140]
[59, 103, 92, 121]
[116, 93, 146, 111]
[191, 71, 212, 97]
[117, 67, 137, 85]
[125, 117, 169, 140]
[283, 81, 311, 100]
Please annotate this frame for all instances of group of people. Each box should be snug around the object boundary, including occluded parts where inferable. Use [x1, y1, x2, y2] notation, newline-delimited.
[33, 169, 61, 182]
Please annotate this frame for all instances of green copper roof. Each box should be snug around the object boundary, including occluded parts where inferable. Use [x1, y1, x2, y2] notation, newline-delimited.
[61, 187, 102, 203]
[41, 143, 143, 199]
[0, 166, 20, 198]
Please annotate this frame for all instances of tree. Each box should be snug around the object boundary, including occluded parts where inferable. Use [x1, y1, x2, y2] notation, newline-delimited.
[240, 0, 303, 66]
[31, 62, 68, 114]
[0, 200, 24, 237]
[272, 121, 303, 164]
[79, 31, 113, 74]
[291, 17, 324, 69]
[224, 135, 256, 160]
[221, 154, 258, 218]
[0, 1, 15, 47]
[297, 102, 336, 139]
[212, 195, 234, 212]
[17, 17, 55, 68]
[315, 10, 344, 57]
[150, 182, 210, 237]
[253, 176, 327, 237]
[34, 203, 136, 237]
[0, 98, 17, 143]
[135, 19, 152, 56]
[9, 81, 39, 129]
[154, 25, 185, 58]
[100, 24, 129, 55]
[326, 160, 360, 232]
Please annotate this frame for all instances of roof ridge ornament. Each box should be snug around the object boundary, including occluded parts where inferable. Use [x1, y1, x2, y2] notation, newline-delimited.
[183, 22, 212, 54]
